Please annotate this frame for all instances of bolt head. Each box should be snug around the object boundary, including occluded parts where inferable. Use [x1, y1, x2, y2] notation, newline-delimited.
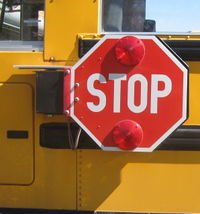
[75, 97, 80, 102]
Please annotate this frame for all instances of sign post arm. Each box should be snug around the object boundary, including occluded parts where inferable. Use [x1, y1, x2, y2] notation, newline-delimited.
[63, 68, 72, 116]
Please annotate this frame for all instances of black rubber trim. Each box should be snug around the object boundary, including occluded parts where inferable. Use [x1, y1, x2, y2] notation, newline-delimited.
[39, 123, 200, 151]
[40, 123, 99, 149]
[40, 123, 71, 149]
[0, 208, 193, 214]
[165, 40, 200, 61]
[7, 130, 28, 139]
[0, 208, 92, 214]
[79, 39, 200, 61]
[157, 125, 200, 151]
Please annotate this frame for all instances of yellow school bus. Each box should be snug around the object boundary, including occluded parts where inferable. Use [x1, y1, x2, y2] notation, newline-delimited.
[0, 0, 200, 214]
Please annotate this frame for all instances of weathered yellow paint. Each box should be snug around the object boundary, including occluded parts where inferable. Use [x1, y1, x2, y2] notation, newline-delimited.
[0, 51, 76, 209]
[78, 150, 200, 213]
[0, 149, 76, 209]
[44, 0, 98, 62]
[0, 83, 33, 185]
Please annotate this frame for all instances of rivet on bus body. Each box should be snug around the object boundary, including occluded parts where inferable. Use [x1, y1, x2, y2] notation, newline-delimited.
[49, 56, 55, 61]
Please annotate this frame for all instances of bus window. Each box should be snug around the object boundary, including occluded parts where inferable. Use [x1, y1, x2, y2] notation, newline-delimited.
[0, 0, 44, 40]
[102, 0, 150, 32]
[101, 0, 200, 33]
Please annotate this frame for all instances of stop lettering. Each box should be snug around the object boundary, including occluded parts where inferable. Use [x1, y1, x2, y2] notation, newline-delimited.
[87, 73, 172, 114]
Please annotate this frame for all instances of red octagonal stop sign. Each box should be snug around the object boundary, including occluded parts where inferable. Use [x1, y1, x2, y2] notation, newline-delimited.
[65, 35, 188, 152]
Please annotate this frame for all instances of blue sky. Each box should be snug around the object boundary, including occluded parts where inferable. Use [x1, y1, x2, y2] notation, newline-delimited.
[146, 0, 200, 32]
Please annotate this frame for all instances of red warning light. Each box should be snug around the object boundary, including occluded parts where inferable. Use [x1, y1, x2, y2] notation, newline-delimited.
[115, 36, 145, 66]
[112, 120, 143, 150]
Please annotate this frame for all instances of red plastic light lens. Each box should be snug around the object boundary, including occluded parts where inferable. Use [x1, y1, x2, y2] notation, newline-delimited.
[112, 120, 143, 150]
[115, 36, 145, 66]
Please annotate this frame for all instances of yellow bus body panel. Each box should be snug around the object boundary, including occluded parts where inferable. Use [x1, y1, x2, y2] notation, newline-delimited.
[77, 150, 200, 213]
[0, 83, 33, 185]
[0, 0, 200, 213]
[0, 52, 76, 209]
[44, 0, 98, 62]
